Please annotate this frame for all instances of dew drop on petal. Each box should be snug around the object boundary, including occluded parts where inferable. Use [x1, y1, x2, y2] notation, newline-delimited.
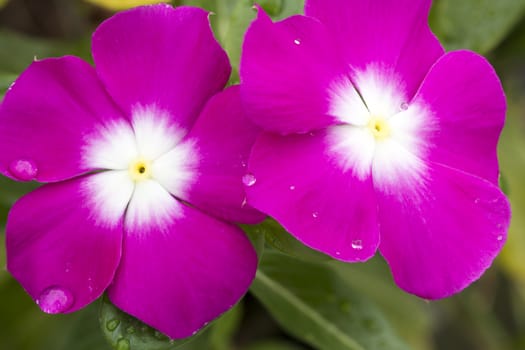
[106, 319, 120, 332]
[116, 338, 130, 350]
[474, 198, 480, 204]
[8, 159, 38, 181]
[400, 102, 409, 111]
[497, 235, 504, 241]
[289, 185, 296, 191]
[312, 211, 319, 218]
[37, 286, 74, 314]
[293, 39, 301, 45]
[242, 173, 257, 187]
[351, 240, 363, 250]
[335, 251, 341, 256]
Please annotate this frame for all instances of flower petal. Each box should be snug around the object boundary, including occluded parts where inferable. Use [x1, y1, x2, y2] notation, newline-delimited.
[305, 0, 444, 99]
[0, 56, 125, 182]
[414, 51, 506, 184]
[108, 192, 257, 339]
[6, 175, 125, 314]
[246, 131, 379, 261]
[240, 9, 362, 133]
[173, 86, 263, 224]
[92, 4, 230, 130]
[377, 163, 510, 299]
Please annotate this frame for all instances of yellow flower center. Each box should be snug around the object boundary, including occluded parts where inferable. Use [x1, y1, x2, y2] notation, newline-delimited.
[368, 116, 390, 140]
[129, 158, 151, 181]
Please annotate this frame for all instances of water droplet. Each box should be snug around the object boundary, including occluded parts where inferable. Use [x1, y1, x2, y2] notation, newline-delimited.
[87, 277, 94, 293]
[312, 211, 319, 218]
[106, 319, 120, 331]
[474, 198, 480, 204]
[116, 338, 130, 350]
[400, 102, 409, 111]
[9, 159, 38, 181]
[192, 330, 198, 336]
[293, 39, 301, 45]
[289, 185, 296, 191]
[335, 251, 341, 256]
[351, 240, 363, 250]
[126, 326, 135, 334]
[497, 235, 504, 241]
[242, 173, 257, 187]
[37, 286, 74, 314]
[241, 197, 248, 208]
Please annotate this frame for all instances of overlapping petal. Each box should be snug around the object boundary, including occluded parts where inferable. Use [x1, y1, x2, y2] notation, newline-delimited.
[414, 51, 506, 185]
[108, 193, 257, 339]
[305, 0, 444, 100]
[246, 130, 379, 261]
[178, 86, 263, 224]
[0, 56, 126, 182]
[6, 175, 124, 314]
[240, 9, 359, 133]
[92, 5, 231, 130]
[377, 163, 510, 299]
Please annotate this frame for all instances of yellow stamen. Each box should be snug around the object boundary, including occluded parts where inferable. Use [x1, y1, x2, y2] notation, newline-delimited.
[368, 116, 390, 140]
[129, 158, 151, 181]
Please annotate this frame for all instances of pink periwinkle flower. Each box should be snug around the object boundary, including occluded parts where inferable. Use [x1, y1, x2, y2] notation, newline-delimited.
[240, 0, 511, 299]
[0, 4, 263, 338]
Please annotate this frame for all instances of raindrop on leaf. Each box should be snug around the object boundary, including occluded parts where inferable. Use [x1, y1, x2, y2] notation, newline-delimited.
[116, 338, 130, 350]
[106, 319, 120, 332]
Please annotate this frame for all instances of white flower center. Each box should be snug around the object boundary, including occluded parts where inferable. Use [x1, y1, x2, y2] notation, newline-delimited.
[81, 104, 198, 228]
[327, 65, 436, 199]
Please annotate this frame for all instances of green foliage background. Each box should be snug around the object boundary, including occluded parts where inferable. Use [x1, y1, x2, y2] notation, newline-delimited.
[0, 0, 524, 349]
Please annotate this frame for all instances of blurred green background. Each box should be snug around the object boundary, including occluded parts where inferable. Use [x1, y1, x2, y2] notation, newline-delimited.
[0, 0, 524, 349]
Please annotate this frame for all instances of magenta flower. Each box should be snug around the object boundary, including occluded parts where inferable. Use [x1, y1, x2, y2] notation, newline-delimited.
[0, 5, 262, 338]
[240, 0, 511, 299]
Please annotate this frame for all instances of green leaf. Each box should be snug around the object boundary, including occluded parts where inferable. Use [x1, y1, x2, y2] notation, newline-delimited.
[429, 0, 525, 53]
[47, 301, 111, 350]
[0, 30, 67, 73]
[0, 176, 38, 227]
[213, 0, 256, 84]
[331, 257, 433, 350]
[243, 339, 307, 350]
[273, 0, 304, 20]
[99, 296, 195, 350]
[208, 302, 243, 350]
[250, 252, 409, 350]
[245, 219, 330, 262]
[258, 0, 284, 17]
[243, 223, 266, 260]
